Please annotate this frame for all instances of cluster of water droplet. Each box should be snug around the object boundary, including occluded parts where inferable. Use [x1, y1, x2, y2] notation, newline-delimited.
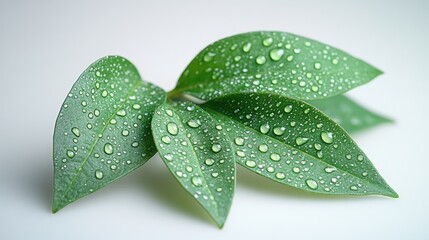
[152, 102, 235, 218]
[178, 31, 376, 101]
[203, 93, 387, 194]
[54, 57, 165, 199]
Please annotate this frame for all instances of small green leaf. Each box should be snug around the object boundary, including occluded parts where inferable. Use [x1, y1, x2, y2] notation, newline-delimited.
[202, 93, 397, 197]
[172, 31, 382, 101]
[53, 56, 166, 212]
[151, 102, 235, 228]
[308, 95, 393, 133]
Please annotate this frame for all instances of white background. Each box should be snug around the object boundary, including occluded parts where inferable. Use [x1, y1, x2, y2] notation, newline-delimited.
[0, 0, 427, 239]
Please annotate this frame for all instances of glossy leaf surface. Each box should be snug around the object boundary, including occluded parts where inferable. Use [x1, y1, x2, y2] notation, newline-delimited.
[53, 56, 166, 212]
[202, 93, 397, 197]
[173, 31, 382, 100]
[308, 95, 393, 133]
[151, 101, 235, 228]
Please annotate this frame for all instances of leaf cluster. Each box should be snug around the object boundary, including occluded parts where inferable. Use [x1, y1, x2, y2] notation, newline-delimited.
[52, 31, 397, 228]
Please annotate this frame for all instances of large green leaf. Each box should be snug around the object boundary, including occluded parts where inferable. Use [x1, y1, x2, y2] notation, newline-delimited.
[202, 93, 397, 197]
[151, 101, 235, 228]
[53, 56, 166, 212]
[171, 31, 382, 101]
[308, 95, 393, 133]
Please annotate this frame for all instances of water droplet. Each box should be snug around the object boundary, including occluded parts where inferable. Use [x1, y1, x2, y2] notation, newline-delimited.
[314, 62, 322, 70]
[95, 71, 102, 77]
[161, 135, 171, 144]
[324, 167, 336, 173]
[258, 144, 268, 153]
[256, 56, 266, 65]
[332, 59, 339, 65]
[212, 144, 222, 153]
[71, 127, 80, 137]
[269, 49, 284, 61]
[270, 153, 280, 161]
[262, 37, 273, 46]
[295, 137, 309, 146]
[104, 143, 113, 155]
[321, 132, 334, 144]
[110, 119, 117, 125]
[131, 141, 139, 148]
[81, 101, 87, 107]
[284, 105, 293, 113]
[164, 153, 173, 161]
[317, 151, 323, 158]
[242, 42, 252, 52]
[176, 171, 183, 177]
[186, 166, 193, 172]
[287, 55, 294, 61]
[273, 127, 285, 136]
[275, 172, 286, 179]
[234, 137, 244, 146]
[205, 158, 215, 166]
[116, 109, 126, 116]
[236, 150, 245, 157]
[132, 104, 141, 110]
[314, 143, 322, 150]
[293, 167, 300, 173]
[211, 172, 219, 178]
[357, 155, 364, 161]
[346, 154, 352, 160]
[187, 119, 201, 128]
[267, 167, 275, 173]
[110, 164, 117, 170]
[245, 160, 256, 168]
[311, 86, 319, 92]
[191, 176, 203, 187]
[260, 123, 270, 134]
[305, 179, 318, 189]
[166, 109, 174, 116]
[350, 185, 358, 191]
[91, 170, 104, 182]
[101, 90, 108, 97]
[362, 172, 368, 177]
[203, 52, 215, 62]
[66, 150, 75, 158]
[167, 122, 178, 135]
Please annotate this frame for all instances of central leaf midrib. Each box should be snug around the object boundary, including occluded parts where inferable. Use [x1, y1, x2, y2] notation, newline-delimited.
[203, 107, 388, 192]
[63, 80, 142, 197]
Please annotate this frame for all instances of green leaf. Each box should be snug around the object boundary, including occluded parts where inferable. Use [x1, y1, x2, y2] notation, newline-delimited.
[53, 56, 166, 212]
[172, 31, 382, 101]
[308, 95, 393, 133]
[151, 101, 235, 228]
[202, 93, 397, 197]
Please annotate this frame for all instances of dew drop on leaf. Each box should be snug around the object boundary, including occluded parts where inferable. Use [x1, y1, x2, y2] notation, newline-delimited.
[211, 144, 222, 153]
[104, 143, 113, 155]
[269, 49, 284, 61]
[71, 127, 80, 137]
[295, 137, 309, 146]
[191, 176, 203, 187]
[167, 122, 179, 135]
[95, 170, 104, 180]
[161, 136, 171, 144]
[245, 160, 256, 168]
[321, 132, 334, 144]
[305, 179, 318, 189]
[260, 123, 270, 134]
[234, 137, 244, 146]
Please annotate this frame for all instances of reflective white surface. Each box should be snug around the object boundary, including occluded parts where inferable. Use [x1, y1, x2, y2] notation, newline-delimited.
[0, 0, 427, 239]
